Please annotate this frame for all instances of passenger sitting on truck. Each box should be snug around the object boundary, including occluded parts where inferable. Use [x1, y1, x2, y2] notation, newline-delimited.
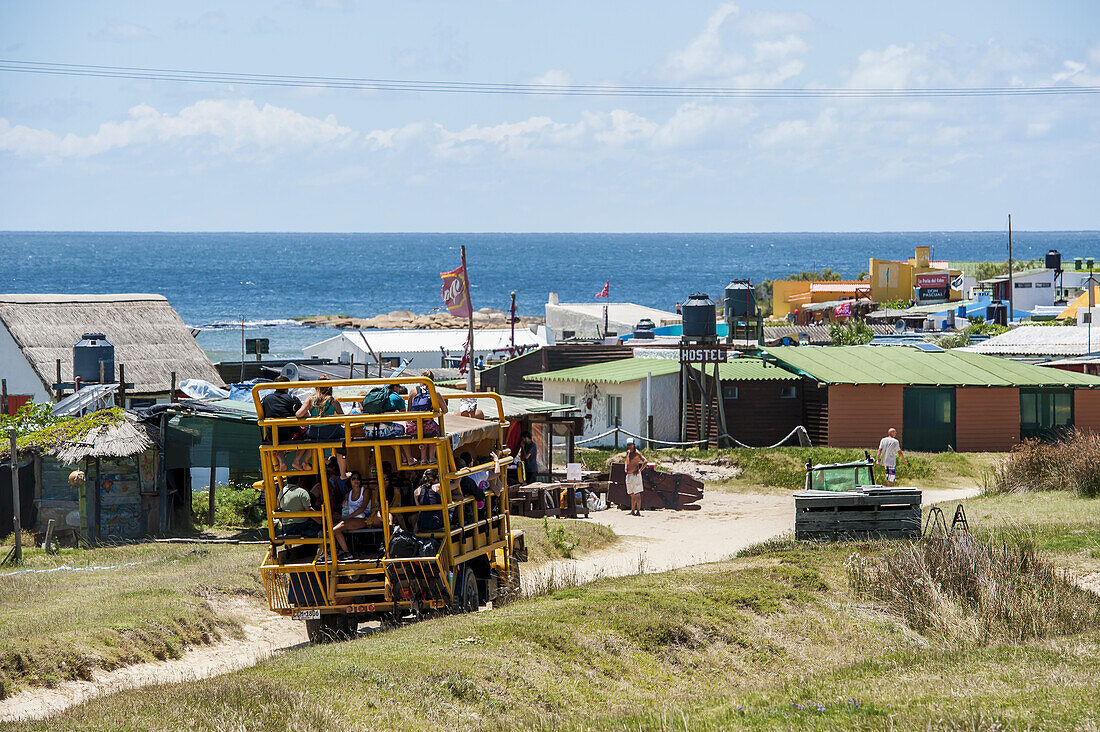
[414, 469, 444, 533]
[276, 478, 320, 538]
[458, 398, 485, 420]
[297, 376, 347, 474]
[332, 471, 381, 561]
[261, 375, 307, 471]
[401, 380, 440, 466]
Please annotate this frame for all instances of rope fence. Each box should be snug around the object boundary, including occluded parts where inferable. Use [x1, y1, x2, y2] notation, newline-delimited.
[575, 425, 810, 450]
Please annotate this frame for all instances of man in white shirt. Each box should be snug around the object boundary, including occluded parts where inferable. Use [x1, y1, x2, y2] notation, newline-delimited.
[876, 428, 905, 485]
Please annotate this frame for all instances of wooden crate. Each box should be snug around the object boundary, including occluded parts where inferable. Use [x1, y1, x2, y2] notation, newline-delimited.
[794, 488, 921, 541]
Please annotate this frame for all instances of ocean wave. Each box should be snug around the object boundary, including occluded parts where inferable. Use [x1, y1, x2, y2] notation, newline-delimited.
[196, 318, 303, 330]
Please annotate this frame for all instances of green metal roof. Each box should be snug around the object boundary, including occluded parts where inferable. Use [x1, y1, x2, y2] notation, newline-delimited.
[763, 345, 1100, 387]
[695, 359, 800, 382]
[526, 357, 681, 384]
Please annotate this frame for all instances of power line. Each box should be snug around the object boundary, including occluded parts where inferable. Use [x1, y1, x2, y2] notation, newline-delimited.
[1, 59, 1097, 99]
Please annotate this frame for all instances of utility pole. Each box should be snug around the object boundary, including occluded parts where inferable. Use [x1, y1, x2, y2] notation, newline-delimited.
[8, 430, 21, 564]
[509, 290, 516, 353]
[1007, 214, 1014, 322]
[462, 245, 475, 392]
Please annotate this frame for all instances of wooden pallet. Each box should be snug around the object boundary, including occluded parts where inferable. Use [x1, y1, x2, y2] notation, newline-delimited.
[794, 488, 921, 541]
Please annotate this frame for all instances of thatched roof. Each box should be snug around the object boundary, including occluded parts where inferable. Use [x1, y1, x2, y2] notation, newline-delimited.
[0, 293, 223, 396]
[53, 413, 154, 464]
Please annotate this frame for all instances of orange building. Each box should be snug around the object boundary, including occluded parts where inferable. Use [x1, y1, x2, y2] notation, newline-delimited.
[771, 280, 870, 318]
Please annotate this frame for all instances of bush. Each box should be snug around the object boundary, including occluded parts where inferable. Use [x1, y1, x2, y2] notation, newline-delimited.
[191, 482, 267, 527]
[828, 319, 873, 345]
[986, 431, 1100, 498]
[847, 532, 1100, 644]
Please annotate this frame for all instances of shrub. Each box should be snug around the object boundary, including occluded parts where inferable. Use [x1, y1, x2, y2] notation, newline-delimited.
[828, 319, 873, 345]
[986, 431, 1100, 498]
[191, 482, 266, 527]
[847, 532, 1100, 644]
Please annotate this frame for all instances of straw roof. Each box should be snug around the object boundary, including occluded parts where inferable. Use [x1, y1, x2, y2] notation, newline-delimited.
[0, 293, 222, 396]
[53, 413, 154, 464]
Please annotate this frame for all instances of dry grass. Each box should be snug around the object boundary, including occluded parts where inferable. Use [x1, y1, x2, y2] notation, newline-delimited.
[847, 532, 1100, 644]
[986, 431, 1100, 497]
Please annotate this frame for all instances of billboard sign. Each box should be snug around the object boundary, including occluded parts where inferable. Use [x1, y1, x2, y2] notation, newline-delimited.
[915, 272, 950, 303]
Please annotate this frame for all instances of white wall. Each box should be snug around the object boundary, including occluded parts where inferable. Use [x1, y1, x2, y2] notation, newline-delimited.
[1010, 270, 1057, 312]
[543, 373, 679, 447]
[0, 320, 51, 403]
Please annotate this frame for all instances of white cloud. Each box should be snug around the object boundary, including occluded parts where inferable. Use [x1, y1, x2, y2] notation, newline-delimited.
[1026, 122, 1052, 138]
[90, 22, 152, 43]
[739, 10, 812, 37]
[0, 100, 354, 160]
[175, 11, 227, 32]
[757, 108, 838, 147]
[1052, 60, 1086, 82]
[530, 69, 573, 87]
[662, 3, 807, 85]
[300, 0, 353, 11]
[653, 102, 753, 148]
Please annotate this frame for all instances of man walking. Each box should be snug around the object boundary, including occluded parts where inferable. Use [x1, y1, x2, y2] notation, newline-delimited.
[876, 427, 906, 485]
[624, 439, 647, 516]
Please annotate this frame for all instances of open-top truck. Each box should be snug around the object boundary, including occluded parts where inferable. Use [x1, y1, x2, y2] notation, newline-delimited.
[252, 377, 524, 643]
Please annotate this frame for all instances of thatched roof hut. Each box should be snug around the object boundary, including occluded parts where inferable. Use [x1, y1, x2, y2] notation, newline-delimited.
[53, 414, 154, 464]
[0, 293, 222, 401]
[0, 408, 156, 464]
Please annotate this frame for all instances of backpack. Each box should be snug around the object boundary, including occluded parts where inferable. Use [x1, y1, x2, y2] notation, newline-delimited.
[388, 527, 421, 559]
[410, 388, 431, 412]
[360, 386, 391, 414]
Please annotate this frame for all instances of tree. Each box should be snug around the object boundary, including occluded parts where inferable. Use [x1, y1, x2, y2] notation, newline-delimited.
[829, 320, 873, 345]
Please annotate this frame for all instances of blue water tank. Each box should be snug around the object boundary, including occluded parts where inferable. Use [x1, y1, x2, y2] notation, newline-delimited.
[681, 293, 717, 339]
[74, 333, 115, 383]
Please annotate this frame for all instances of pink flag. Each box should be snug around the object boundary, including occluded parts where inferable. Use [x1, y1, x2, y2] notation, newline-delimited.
[595, 281, 609, 299]
[440, 264, 472, 318]
[834, 300, 852, 317]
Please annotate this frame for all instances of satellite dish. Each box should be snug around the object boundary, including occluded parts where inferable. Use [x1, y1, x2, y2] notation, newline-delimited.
[895, 319, 908, 334]
[280, 362, 300, 382]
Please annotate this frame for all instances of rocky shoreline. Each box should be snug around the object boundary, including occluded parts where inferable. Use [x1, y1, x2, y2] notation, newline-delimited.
[294, 309, 545, 331]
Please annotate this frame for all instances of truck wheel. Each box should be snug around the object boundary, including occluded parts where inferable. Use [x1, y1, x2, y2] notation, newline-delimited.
[453, 566, 479, 613]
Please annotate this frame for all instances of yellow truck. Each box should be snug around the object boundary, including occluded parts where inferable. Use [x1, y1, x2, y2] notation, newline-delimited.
[252, 377, 524, 643]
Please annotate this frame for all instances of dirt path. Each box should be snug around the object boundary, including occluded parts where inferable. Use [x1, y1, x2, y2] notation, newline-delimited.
[1, 486, 980, 723]
[524, 485, 981, 592]
[0, 597, 307, 723]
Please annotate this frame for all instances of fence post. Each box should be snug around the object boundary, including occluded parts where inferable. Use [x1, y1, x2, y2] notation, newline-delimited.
[8, 430, 21, 564]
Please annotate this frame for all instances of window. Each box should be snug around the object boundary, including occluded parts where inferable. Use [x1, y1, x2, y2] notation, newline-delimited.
[723, 386, 739, 399]
[560, 394, 576, 406]
[779, 385, 797, 399]
[606, 394, 623, 428]
[1014, 282, 1033, 288]
[562, 330, 575, 339]
[1020, 389, 1074, 440]
[1035, 282, 1052, 288]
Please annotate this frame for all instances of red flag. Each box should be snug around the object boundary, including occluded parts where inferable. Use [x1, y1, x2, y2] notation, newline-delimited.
[440, 264, 473, 318]
[834, 300, 852, 317]
[595, 281, 609, 299]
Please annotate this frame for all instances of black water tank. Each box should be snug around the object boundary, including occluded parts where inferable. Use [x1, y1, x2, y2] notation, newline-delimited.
[724, 279, 757, 318]
[681, 293, 717, 338]
[632, 318, 656, 339]
[1046, 249, 1061, 271]
[986, 302, 1008, 327]
[74, 333, 115, 383]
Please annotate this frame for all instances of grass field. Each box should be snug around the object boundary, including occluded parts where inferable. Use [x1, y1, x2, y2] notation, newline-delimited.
[9, 491, 1099, 731]
[0, 516, 618, 698]
[578, 445, 1001, 492]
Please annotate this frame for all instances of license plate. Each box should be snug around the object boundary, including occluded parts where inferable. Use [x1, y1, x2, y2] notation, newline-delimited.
[292, 609, 320, 621]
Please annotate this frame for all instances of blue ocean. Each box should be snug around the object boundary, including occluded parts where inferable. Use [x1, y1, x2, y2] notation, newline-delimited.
[3, 231, 1098, 362]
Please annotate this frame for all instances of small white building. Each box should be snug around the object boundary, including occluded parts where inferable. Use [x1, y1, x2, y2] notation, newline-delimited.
[525, 356, 681, 447]
[545, 293, 680, 340]
[963, 307, 1100, 359]
[303, 328, 550, 370]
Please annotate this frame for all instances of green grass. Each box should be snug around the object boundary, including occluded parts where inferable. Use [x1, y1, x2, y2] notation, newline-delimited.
[191, 482, 267, 528]
[510, 516, 617, 562]
[0, 542, 261, 696]
[578, 446, 999, 491]
[12, 495, 1100, 731]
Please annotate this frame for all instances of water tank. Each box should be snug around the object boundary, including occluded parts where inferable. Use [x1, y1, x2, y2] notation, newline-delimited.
[74, 333, 115, 383]
[680, 293, 717, 339]
[1088, 257, 1095, 271]
[1075, 257, 1084, 271]
[1045, 249, 1061, 271]
[724, 279, 757, 319]
[632, 318, 656, 339]
[986, 302, 1008, 327]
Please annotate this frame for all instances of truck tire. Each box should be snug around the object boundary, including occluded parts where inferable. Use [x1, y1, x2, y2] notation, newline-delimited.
[452, 565, 479, 614]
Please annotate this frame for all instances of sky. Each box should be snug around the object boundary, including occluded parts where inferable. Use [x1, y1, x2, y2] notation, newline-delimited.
[0, 1, 1097, 232]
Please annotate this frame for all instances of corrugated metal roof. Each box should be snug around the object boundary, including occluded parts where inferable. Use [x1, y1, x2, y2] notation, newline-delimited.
[525, 357, 681, 384]
[707, 360, 799, 381]
[763, 345, 1100, 387]
[962, 325, 1096, 356]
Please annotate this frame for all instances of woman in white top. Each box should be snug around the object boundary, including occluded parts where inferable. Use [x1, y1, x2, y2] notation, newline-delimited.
[332, 470, 381, 560]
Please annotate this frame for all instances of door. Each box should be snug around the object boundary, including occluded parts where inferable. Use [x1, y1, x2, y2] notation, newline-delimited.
[903, 387, 956, 452]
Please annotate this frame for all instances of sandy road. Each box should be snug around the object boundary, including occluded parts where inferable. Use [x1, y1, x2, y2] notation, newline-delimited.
[0, 486, 979, 723]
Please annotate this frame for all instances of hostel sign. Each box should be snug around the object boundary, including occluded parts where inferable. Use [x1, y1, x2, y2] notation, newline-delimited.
[915, 272, 950, 303]
[679, 345, 731, 363]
